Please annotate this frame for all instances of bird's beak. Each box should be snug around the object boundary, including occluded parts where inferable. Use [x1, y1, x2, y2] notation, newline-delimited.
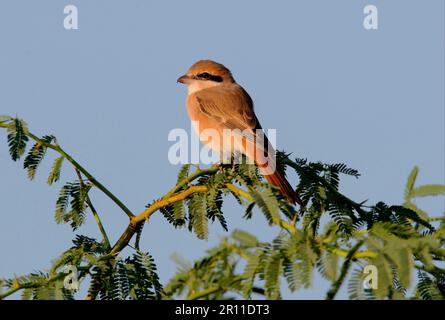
[177, 74, 190, 84]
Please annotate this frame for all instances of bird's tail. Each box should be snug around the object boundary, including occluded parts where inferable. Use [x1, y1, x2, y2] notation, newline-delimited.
[260, 165, 303, 206]
[239, 132, 303, 206]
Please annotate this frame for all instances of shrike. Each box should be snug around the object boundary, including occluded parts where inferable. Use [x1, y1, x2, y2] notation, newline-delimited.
[177, 60, 302, 205]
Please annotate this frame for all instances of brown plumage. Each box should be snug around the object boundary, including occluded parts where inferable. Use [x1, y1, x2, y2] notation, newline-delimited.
[178, 60, 302, 206]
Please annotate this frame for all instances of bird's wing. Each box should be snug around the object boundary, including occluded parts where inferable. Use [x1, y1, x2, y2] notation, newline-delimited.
[193, 84, 274, 155]
[194, 84, 259, 132]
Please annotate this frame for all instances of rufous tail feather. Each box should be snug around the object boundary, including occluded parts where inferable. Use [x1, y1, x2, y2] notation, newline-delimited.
[262, 168, 303, 206]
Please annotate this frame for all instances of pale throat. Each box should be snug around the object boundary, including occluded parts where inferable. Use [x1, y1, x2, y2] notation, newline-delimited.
[187, 80, 221, 95]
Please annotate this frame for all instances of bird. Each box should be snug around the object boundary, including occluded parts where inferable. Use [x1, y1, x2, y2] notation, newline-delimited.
[177, 60, 302, 206]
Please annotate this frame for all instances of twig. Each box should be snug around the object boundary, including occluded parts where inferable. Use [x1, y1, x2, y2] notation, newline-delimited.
[325, 240, 365, 300]
[74, 168, 111, 250]
[8, 125, 135, 219]
[188, 276, 245, 300]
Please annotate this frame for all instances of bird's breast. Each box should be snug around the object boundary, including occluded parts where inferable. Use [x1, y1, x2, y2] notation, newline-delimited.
[186, 94, 216, 130]
[186, 93, 225, 153]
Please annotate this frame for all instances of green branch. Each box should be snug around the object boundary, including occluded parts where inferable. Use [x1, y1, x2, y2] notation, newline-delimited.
[86, 195, 111, 250]
[0, 266, 90, 300]
[165, 166, 219, 198]
[74, 168, 111, 250]
[109, 185, 209, 258]
[0, 122, 134, 219]
[55, 145, 134, 219]
[325, 240, 365, 300]
[188, 276, 245, 300]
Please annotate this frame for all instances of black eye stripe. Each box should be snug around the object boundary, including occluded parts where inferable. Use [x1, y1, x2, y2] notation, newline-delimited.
[196, 72, 223, 82]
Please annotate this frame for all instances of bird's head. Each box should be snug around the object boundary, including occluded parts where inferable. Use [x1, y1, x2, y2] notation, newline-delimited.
[177, 60, 235, 94]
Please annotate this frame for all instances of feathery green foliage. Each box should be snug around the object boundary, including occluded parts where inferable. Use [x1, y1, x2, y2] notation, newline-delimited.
[55, 181, 92, 230]
[0, 116, 443, 300]
[7, 118, 29, 161]
[47, 156, 64, 185]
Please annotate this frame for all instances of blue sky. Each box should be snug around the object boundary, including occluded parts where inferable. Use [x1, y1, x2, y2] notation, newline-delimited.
[0, 0, 443, 299]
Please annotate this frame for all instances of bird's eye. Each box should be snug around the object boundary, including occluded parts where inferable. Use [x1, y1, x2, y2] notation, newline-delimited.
[198, 72, 210, 79]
